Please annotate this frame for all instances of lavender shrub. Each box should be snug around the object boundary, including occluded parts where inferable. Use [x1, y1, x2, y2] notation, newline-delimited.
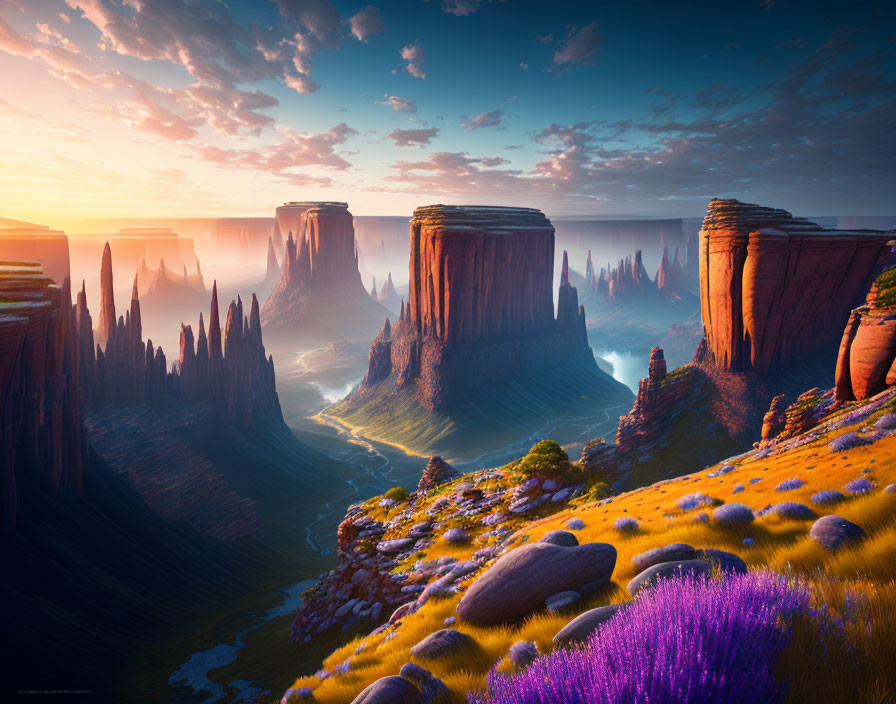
[470, 573, 809, 704]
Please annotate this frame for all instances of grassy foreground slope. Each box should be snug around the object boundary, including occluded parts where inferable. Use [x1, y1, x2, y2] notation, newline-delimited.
[279, 384, 896, 704]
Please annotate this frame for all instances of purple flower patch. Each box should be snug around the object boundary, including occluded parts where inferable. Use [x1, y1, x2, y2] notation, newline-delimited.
[775, 478, 804, 492]
[614, 517, 639, 534]
[845, 478, 873, 494]
[829, 432, 867, 452]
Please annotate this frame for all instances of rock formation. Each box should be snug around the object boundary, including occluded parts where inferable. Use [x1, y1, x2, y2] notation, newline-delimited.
[264, 235, 280, 285]
[655, 245, 694, 302]
[698, 198, 891, 375]
[354, 206, 624, 412]
[584, 245, 694, 305]
[136, 257, 205, 298]
[834, 266, 896, 401]
[417, 456, 459, 493]
[0, 218, 71, 286]
[261, 202, 389, 343]
[1, 261, 86, 533]
[96, 242, 115, 347]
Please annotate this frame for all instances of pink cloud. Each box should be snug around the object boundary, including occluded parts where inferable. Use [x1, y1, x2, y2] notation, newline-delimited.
[401, 40, 426, 79]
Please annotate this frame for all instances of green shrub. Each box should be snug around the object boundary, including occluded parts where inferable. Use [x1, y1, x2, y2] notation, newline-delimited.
[588, 482, 613, 501]
[517, 440, 571, 476]
[384, 486, 409, 501]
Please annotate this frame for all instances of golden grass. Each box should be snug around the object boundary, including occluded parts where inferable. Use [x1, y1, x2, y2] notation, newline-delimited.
[292, 411, 896, 703]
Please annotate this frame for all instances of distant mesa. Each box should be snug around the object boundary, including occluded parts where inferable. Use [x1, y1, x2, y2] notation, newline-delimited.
[109, 226, 198, 274]
[1, 261, 86, 533]
[0, 217, 71, 285]
[261, 202, 390, 346]
[214, 217, 275, 259]
[328, 205, 631, 456]
[583, 245, 696, 306]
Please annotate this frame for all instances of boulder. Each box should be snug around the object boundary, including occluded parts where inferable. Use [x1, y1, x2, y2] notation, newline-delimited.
[694, 548, 748, 575]
[885, 484, 896, 494]
[552, 603, 623, 647]
[545, 591, 581, 612]
[351, 676, 423, 704]
[456, 541, 617, 625]
[712, 503, 755, 526]
[811, 490, 847, 506]
[398, 663, 450, 703]
[809, 515, 867, 550]
[630, 543, 695, 572]
[507, 641, 538, 667]
[377, 538, 416, 555]
[627, 560, 713, 596]
[410, 629, 475, 660]
[770, 502, 817, 521]
[539, 530, 579, 547]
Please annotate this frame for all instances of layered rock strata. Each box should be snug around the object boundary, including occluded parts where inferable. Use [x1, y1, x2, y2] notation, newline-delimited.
[1, 261, 86, 533]
[0, 220, 71, 286]
[699, 198, 891, 374]
[834, 267, 896, 401]
[355, 206, 607, 412]
[261, 202, 388, 339]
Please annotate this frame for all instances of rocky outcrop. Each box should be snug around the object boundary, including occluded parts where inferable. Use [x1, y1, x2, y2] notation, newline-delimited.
[616, 348, 698, 453]
[698, 198, 891, 374]
[656, 245, 695, 302]
[834, 267, 896, 401]
[1, 261, 86, 533]
[0, 220, 71, 287]
[96, 242, 116, 347]
[417, 456, 459, 493]
[137, 257, 205, 299]
[349, 207, 622, 412]
[261, 202, 389, 342]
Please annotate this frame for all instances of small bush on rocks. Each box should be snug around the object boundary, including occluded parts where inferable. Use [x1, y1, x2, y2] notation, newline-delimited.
[384, 486, 409, 501]
[517, 440, 572, 476]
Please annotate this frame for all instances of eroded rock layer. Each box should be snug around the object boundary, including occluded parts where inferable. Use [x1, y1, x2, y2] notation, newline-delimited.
[1, 261, 86, 533]
[699, 198, 891, 374]
[352, 206, 615, 412]
[834, 266, 896, 402]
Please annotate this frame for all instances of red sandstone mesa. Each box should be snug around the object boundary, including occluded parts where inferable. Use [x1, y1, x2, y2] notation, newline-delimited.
[1, 261, 86, 533]
[698, 198, 891, 375]
[354, 205, 620, 412]
[261, 202, 387, 340]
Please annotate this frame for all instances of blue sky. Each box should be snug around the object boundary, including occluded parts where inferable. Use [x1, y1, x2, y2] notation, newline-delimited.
[0, 0, 894, 219]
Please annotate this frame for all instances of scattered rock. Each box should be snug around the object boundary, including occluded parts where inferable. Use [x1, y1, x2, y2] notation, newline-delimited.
[565, 518, 586, 530]
[885, 484, 896, 494]
[351, 676, 423, 704]
[614, 517, 639, 533]
[811, 490, 847, 506]
[712, 503, 755, 526]
[810, 515, 867, 550]
[398, 663, 450, 703]
[552, 603, 623, 646]
[770, 502, 817, 520]
[456, 541, 616, 625]
[545, 591, 581, 612]
[443, 528, 469, 544]
[410, 629, 476, 660]
[694, 548, 748, 575]
[630, 543, 695, 572]
[377, 538, 416, 554]
[507, 641, 538, 667]
[539, 530, 579, 547]
[627, 560, 713, 596]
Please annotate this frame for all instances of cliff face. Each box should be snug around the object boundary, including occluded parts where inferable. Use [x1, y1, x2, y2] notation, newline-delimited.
[0, 221, 71, 287]
[834, 266, 896, 402]
[699, 198, 891, 375]
[261, 202, 388, 341]
[352, 206, 613, 413]
[1, 261, 86, 533]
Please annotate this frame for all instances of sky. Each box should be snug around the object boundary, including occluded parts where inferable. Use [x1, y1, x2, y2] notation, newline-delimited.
[0, 0, 894, 222]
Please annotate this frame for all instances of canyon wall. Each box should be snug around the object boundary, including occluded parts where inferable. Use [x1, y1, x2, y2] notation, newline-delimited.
[355, 206, 612, 412]
[1, 261, 86, 533]
[0, 220, 71, 286]
[834, 266, 896, 402]
[699, 198, 891, 375]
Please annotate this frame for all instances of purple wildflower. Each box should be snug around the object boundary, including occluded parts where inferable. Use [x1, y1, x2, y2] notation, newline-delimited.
[676, 493, 713, 511]
[469, 573, 808, 704]
[443, 528, 469, 544]
[845, 478, 873, 494]
[829, 432, 867, 452]
[614, 517, 639, 533]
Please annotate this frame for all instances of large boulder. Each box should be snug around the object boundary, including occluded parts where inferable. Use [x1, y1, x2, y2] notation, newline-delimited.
[351, 676, 423, 704]
[456, 541, 617, 625]
[552, 603, 623, 647]
[627, 560, 712, 596]
[712, 503, 755, 526]
[809, 515, 867, 550]
[630, 543, 695, 572]
[539, 530, 579, 547]
[410, 629, 475, 660]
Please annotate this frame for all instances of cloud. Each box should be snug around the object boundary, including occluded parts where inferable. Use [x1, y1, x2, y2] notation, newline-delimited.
[520, 61, 528, 69]
[440, 0, 502, 15]
[0, 99, 39, 118]
[387, 127, 439, 147]
[535, 34, 553, 44]
[553, 21, 600, 67]
[0, 17, 37, 57]
[387, 151, 526, 197]
[461, 110, 504, 130]
[401, 40, 426, 79]
[192, 123, 357, 172]
[350, 6, 384, 41]
[375, 94, 417, 113]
